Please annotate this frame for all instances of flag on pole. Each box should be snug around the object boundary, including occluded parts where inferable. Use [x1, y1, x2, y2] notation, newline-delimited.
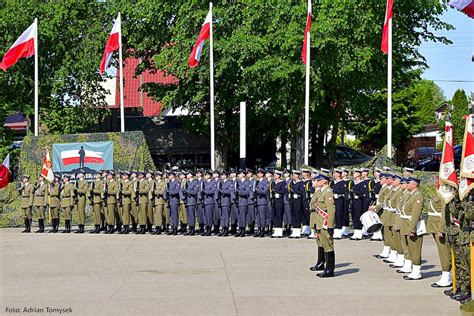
[302, 0, 312, 64]
[449, 0, 474, 18]
[100, 14, 121, 75]
[188, 9, 212, 68]
[458, 114, 474, 200]
[41, 147, 54, 183]
[437, 122, 458, 203]
[0, 21, 37, 71]
[0, 154, 10, 189]
[381, 0, 393, 54]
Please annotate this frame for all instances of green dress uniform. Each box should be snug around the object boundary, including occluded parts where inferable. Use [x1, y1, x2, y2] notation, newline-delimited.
[311, 184, 336, 278]
[100, 178, 107, 229]
[121, 179, 133, 230]
[91, 179, 104, 232]
[76, 179, 89, 229]
[115, 178, 123, 228]
[130, 178, 139, 230]
[153, 179, 167, 233]
[147, 178, 155, 232]
[20, 182, 34, 232]
[426, 194, 451, 286]
[106, 179, 119, 231]
[164, 179, 170, 229]
[138, 178, 150, 233]
[374, 185, 392, 251]
[48, 182, 61, 233]
[398, 190, 411, 261]
[400, 188, 424, 266]
[61, 182, 75, 233]
[33, 181, 48, 232]
[387, 187, 404, 261]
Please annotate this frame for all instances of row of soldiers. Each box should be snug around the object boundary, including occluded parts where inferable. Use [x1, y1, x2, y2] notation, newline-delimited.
[361, 166, 472, 304]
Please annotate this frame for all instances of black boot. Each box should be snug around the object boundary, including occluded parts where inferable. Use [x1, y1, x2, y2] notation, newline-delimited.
[53, 219, 59, 233]
[318, 251, 335, 278]
[201, 226, 208, 236]
[122, 225, 129, 234]
[140, 225, 146, 234]
[90, 225, 98, 234]
[62, 220, 71, 233]
[131, 223, 137, 233]
[249, 222, 255, 235]
[310, 247, 326, 271]
[62, 220, 69, 233]
[189, 226, 195, 236]
[22, 218, 30, 233]
[180, 224, 188, 235]
[155, 226, 162, 235]
[49, 219, 56, 233]
[100, 220, 106, 232]
[75, 224, 82, 234]
[259, 229, 265, 238]
[36, 219, 44, 233]
[107, 225, 115, 234]
[205, 226, 212, 236]
[198, 225, 204, 234]
[172, 226, 178, 235]
[221, 227, 229, 237]
[239, 227, 246, 237]
[253, 228, 260, 238]
[146, 224, 153, 234]
[185, 225, 193, 236]
[229, 224, 237, 235]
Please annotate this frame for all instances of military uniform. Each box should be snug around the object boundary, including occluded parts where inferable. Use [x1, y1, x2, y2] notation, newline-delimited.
[255, 176, 268, 235]
[271, 175, 287, 238]
[202, 176, 216, 236]
[426, 194, 451, 287]
[236, 176, 249, 237]
[130, 175, 139, 231]
[349, 177, 368, 240]
[246, 174, 257, 235]
[75, 178, 89, 233]
[179, 177, 188, 232]
[147, 176, 155, 233]
[20, 181, 34, 233]
[166, 177, 181, 235]
[121, 178, 133, 234]
[61, 181, 75, 233]
[332, 178, 347, 239]
[33, 181, 48, 233]
[153, 177, 166, 234]
[185, 176, 199, 235]
[386, 184, 404, 266]
[106, 178, 119, 233]
[48, 180, 61, 233]
[289, 174, 305, 238]
[90, 177, 104, 233]
[137, 177, 150, 234]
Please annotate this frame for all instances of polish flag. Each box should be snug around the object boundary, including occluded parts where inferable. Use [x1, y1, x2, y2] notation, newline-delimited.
[438, 122, 458, 203]
[60, 150, 105, 166]
[302, 0, 312, 64]
[381, 0, 393, 54]
[100, 14, 121, 75]
[459, 114, 474, 200]
[188, 9, 212, 68]
[1, 21, 37, 71]
[41, 148, 54, 183]
[449, 0, 474, 18]
[0, 154, 10, 189]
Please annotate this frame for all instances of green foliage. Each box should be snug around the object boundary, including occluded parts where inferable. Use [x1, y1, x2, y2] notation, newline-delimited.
[451, 89, 469, 144]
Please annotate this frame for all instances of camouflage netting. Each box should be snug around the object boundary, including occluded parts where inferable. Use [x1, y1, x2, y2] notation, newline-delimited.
[0, 131, 154, 227]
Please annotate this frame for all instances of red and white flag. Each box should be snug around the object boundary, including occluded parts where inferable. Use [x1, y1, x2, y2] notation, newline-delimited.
[60, 149, 105, 166]
[449, 0, 474, 18]
[302, 0, 312, 64]
[381, 0, 393, 54]
[437, 122, 458, 203]
[188, 9, 212, 68]
[41, 148, 54, 183]
[100, 14, 121, 75]
[0, 154, 10, 189]
[1, 20, 37, 71]
[459, 114, 474, 200]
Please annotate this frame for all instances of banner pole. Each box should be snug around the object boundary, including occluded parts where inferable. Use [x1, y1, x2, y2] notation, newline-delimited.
[304, 24, 310, 166]
[34, 18, 39, 136]
[118, 13, 125, 133]
[209, 2, 215, 170]
[387, 18, 392, 158]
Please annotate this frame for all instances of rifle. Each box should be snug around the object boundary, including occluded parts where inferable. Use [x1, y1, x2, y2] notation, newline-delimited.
[102, 181, 108, 207]
[88, 181, 95, 204]
[117, 181, 123, 207]
[134, 180, 139, 205]
[73, 180, 79, 204]
[200, 181, 205, 205]
[217, 181, 222, 208]
[270, 181, 275, 209]
[234, 180, 239, 208]
[253, 179, 260, 208]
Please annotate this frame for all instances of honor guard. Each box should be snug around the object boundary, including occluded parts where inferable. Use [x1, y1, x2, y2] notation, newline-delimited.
[282, 169, 292, 236]
[265, 169, 275, 235]
[146, 170, 155, 233]
[196, 169, 206, 234]
[105, 171, 118, 234]
[130, 171, 139, 232]
[236, 169, 249, 237]
[75, 172, 88, 234]
[33, 176, 48, 233]
[271, 170, 286, 238]
[426, 192, 452, 288]
[401, 177, 424, 280]
[136, 172, 150, 234]
[340, 168, 351, 236]
[301, 169, 313, 237]
[202, 170, 216, 236]
[246, 169, 256, 235]
[60, 175, 74, 233]
[120, 171, 133, 234]
[228, 168, 238, 235]
[166, 171, 180, 235]
[332, 169, 347, 239]
[178, 171, 188, 234]
[90, 173, 104, 234]
[218, 171, 233, 237]
[255, 169, 268, 237]
[153, 171, 166, 235]
[310, 170, 336, 278]
[211, 170, 221, 234]
[184, 170, 199, 236]
[19, 176, 34, 233]
[385, 174, 404, 267]
[349, 168, 368, 240]
[48, 174, 61, 233]
[289, 170, 305, 238]
[369, 168, 383, 241]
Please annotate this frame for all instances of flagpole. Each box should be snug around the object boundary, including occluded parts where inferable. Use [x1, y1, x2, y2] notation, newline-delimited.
[209, 2, 215, 170]
[387, 18, 392, 158]
[34, 18, 39, 137]
[118, 13, 125, 133]
[304, 21, 310, 166]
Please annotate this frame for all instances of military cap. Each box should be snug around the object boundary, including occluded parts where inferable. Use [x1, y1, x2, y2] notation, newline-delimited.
[408, 177, 421, 184]
[274, 170, 283, 176]
[108, 171, 115, 176]
[221, 170, 229, 176]
[400, 177, 408, 184]
[229, 168, 237, 174]
[333, 168, 343, 174]
[383, 166, 392, 172]
[374, 167, 382, 173]
[301, 168, 311, 174]
[316, 170, 331, 181]
[122, 171, 130, 176]
[403, 167, 415, 173]
[257, 168, 265, 174]
[238, 168, 246, 174]
[62, 174, 70, 180]
[341, 168, 350, 174]
[130, 170, 137, 175]
[292, 170, 302, 175]
[204, 170, 213, 176]
[353, 168, 362, 174]
[361, 168, 370, 173]
[168, 171, 176, 176]
[379, 173, 387, 178]
[155, 171, 163, 176]
[392, 174, 403, 182]
[54, 174, 61, 179]
[283, 169, 291, 174]
[321, 168, 331, 174]
[212, 169, 220, 175]
[246, 168, 254, 174]
[187, 170, 195, 176]
[22, 175, 30, 179]
[265, 169, 274, 175]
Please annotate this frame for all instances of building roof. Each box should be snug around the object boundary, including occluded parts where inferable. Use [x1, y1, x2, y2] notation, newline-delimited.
[113, 57, 179, 117]
[4, 113, 28, 131]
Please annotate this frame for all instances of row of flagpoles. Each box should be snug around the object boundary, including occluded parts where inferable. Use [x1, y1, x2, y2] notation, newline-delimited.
[1, 1, 472, 168]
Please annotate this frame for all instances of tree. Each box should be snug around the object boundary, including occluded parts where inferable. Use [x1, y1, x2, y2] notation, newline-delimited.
[445, 89, 470, 144]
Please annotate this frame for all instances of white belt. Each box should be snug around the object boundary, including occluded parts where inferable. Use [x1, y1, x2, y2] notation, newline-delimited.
[293, 194, 299, 199]
[428, 211, 441, 217]
[386, 207, 397, 212]
[400, 215, 412, 220]
[274, 193, 281, 198]
[334, 194, 342, 199]
[375, 194, 379, 199]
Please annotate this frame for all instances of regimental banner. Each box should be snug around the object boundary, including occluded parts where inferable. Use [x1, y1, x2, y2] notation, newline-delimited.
[52, 141, 113, 174]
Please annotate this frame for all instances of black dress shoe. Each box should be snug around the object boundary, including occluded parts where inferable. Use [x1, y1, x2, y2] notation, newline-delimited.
[373, 255, 388, 259]
[389, 264, 403, 268]
[309, 263, 325, 272]
[318, 270, 335, 278]
[239, 229, 246, 237]
[444, 289, 456, 296]
[431, 282, 452, 288]
[403, 275, 421, 280]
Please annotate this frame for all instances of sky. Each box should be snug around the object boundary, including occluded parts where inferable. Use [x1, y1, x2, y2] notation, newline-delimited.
[419, 7, 474, 100]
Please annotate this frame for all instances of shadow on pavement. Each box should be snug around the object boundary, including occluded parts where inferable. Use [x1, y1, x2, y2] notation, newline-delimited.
[335, 268, 360, 277]
[335, 262, 352, 269]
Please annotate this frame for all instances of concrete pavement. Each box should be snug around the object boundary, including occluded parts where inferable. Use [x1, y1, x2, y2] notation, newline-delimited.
[0, 228, 461, 315]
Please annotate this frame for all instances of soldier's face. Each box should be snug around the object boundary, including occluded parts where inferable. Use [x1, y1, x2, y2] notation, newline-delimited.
[342, 172, 348, 178]
[238, 173, 245, 179]
[230, 172, 236, 178]
[107, 175, 113, 180]
[333, 172, 341, 179]
[284, 173, 290, 178]
[221, 174, 227, 180]
[362, 172, 368, 178]
[23, 178, 28, 183]
[292, 174, 299, 181]
[204, 174, 210, 180]
[122, 175, 128, 180]
[187, 174, 193, 180]
[274, 174, 281, 180]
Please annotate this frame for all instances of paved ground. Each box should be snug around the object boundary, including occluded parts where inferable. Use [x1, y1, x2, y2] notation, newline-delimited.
[0, 227, 461, 315]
